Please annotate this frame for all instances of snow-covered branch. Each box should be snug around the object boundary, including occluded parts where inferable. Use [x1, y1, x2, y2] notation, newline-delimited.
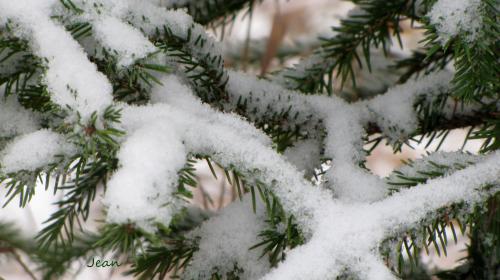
[0, 0, 498, 279]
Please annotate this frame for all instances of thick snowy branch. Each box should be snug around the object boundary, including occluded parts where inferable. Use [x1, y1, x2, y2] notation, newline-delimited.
[0, 0, 113, 119]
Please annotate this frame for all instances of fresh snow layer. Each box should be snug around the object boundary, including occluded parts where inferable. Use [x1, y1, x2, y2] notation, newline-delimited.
[107, 77, 330, 232]
[104, 121, 186, 229]
[283, 138, 322, 175]
[150, 75, 270, 146]
[226, 70, 458, 202]
[428, 0, 484, 43]
[185, 196, 270, 280]
[0, 129, 76, 173]
[0, 0, 113, 119]
[387, 151, 481, 187]
[0, 1, 497, 279]
[0, 91, 39, 138]
[92, 16, 156, 67]
[262, 152, 500, 280]
[365, 71, 452, 141]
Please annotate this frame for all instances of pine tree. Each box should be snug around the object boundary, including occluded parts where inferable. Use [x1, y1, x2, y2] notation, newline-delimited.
[0, 0, 498, 279]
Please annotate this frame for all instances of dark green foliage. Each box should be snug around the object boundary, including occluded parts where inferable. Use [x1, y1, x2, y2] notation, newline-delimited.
[248, 183, 304, 267]
[128, 217, 203, 280]
[383, 155, 499, 278]
[0, 37, 57, 113]
[210, 264, 244, 280]
[130, 237, 199, 279]
[281, 0, 419, 94]
[94, 51, 170, 104]
[59, 0, 84, 14]
[153, 25, 228, 106]
[235, 95, 313, 153]
[36, 108, 124, 250]
[36, 235, 97, 279]
[470, 117, 500, 153]
[175, 157, 199, 200]
[91, 223, 147, 256]
[67, 22, 92, 39]
[387, 157, 476, 193]
[35, 156, 112, 249]
[0, 0, 498, 279]
[394, 48, 453, 83]
[435, 194, 500, 280]
[367, 88, 498, 154]
[422, 0, 500, 101]
[170, 0, 257, 28]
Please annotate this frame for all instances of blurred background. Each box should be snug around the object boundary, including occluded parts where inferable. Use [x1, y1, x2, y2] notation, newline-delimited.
[0, 0, 484, 279]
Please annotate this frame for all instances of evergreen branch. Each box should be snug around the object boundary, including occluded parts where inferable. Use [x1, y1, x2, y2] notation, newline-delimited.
[0, 163, 58, 208]
[154, 25, 228, 106]
[245, 181, 304, 267]
[1, 132, 77, 208]
[235, 96, 311, 152]
[211, 264, 244, 280]
[181, 155, 305, 268]
[59, 0, 83, 14]
[0, 36, 64, 114]
[36, 234, 97, 279]
[175, 157, 199, 200]
[278, 0, 417, 94]
[383, 153, 498, 277]
[0, 1, 498, 278]
[93, 51, 170, 104]
[129, 236, 199, 279]
[55, 7, 170, 106]
[422, 0, 500, 101]
[470, 116, 500, 153]
[434, 193, 500, 279]
[0, 69, 57, 113]
[394, 47, 453, 83]
[168, 0, 258, 27]
[36, 109, 124, 250]
[385, 152, 496, 192]
[36, 157, 111, 250]
[92, 223, 151, 256]
[372, 91, 497, 153]
[66, 22, 92, 40]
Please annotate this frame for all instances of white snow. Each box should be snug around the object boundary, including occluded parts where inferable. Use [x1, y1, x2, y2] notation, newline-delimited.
[106, 60, 498, 279]
[53, 0, 158, 67]
[226, 70, 319, 129]
[104, 121, 186, 229]
[92, 16, 156, 67]
[273, 52, 334, 90]
[0, 91, 39, 138]
[150, 75, 271, 146]
[226, 70, 460, 202]
[0, 0, 113, 119]
[185, 196, 270, 279]
[312, 97, 388, 202]
[283, 138, 322, 175]
[0, 1, 497, 279]
[262, 151, 500, 280]
[112, 97, 330, 233]
[387, 151, 481, 187]
[366, 71, 453, 141]
[0, 129, 76, 173]
[428, 0, 484, 43]
[123, 1, 227, 82]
